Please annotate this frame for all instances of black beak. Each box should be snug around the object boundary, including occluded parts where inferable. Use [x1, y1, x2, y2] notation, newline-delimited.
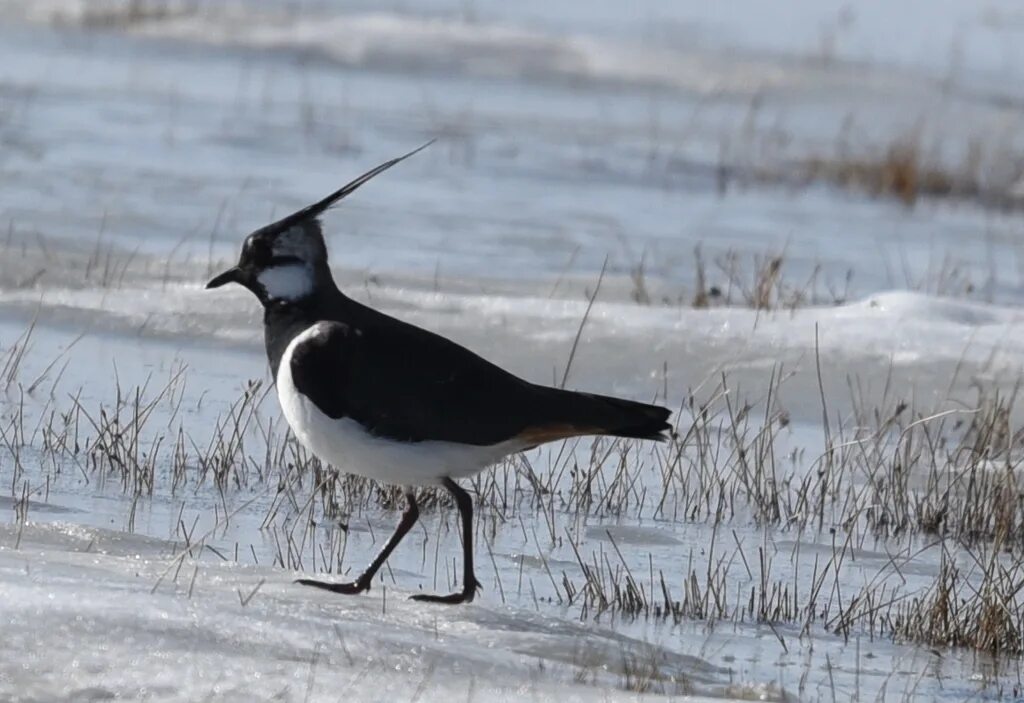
[205, 266, 243, 289]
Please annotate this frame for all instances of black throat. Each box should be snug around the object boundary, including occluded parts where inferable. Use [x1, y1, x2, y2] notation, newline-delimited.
[263, 283, 351, 380]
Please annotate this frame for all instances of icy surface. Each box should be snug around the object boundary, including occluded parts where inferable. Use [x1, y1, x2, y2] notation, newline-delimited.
[1, 1, 1024, 701]
[0, 523, 738, 702]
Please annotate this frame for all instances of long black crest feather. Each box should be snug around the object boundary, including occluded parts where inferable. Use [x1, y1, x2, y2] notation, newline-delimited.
[268, 139, 435, 232]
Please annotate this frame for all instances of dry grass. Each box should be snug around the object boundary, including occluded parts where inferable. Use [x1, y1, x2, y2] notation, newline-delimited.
[3, 317, 1024, 661]
[8, 352, 1024, 554]
[681, 243, 991, 311]
[889, 546, 1024, 656]
[709, 109, 1024, 211]
[803, 137, 964, 207]
[63, 0, 199, 29]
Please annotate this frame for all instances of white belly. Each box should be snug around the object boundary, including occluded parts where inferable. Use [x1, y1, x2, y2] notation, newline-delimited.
[275, 324, 521, 486]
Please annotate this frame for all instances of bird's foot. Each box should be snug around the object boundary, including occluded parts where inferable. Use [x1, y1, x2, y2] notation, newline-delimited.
[295, 577, 370, 595]
[409, 577, 480, 604]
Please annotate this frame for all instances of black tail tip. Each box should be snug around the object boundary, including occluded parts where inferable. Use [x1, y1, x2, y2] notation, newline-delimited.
[613, 406, 673, 441]
[628, 422, 674, 442]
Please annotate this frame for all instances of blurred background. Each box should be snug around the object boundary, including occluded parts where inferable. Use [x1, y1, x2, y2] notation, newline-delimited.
[3, 0, 1024, 306]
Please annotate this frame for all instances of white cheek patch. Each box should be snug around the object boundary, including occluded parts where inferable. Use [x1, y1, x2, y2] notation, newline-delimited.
[258, 264, 314, 301]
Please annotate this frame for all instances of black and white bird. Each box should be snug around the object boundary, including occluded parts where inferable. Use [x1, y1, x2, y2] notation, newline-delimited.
[206, 143, 672, 604]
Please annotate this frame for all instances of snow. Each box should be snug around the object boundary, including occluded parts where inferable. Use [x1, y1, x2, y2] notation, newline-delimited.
[0, 522, 742, 702]
[3, 278, 1022, 426]
[1, 0, 1024, 700]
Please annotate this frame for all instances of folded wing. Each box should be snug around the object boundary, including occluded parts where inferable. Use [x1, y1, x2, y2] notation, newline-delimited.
[288, 319, 672, 447]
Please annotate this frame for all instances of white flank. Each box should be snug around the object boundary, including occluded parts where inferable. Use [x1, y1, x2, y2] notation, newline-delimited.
[258, 264, 314, 302]
[276, 323, 522, 486]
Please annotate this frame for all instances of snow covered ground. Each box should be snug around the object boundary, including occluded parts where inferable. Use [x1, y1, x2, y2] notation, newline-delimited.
[2, 522, 745, 702]
[2, 1, 1024, 700]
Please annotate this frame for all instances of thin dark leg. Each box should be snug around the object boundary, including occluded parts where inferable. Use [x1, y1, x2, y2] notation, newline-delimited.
[297, 491, 419, 595]
[410, 478, 481, 604]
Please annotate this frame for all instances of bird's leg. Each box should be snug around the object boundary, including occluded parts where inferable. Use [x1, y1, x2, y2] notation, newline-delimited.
[411, 478, 481, 604]
[297, 490, 419, 595]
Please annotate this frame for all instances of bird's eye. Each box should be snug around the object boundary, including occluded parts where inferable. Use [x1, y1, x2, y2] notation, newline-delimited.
[242, 236, 271, 267]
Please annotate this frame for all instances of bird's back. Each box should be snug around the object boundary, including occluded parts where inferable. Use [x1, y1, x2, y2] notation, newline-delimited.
[266, 291, 671, 448]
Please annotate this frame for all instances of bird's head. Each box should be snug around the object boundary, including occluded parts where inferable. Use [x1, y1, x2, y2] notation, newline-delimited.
[205, 218, 329, 306]
[206, 141, 433, 306]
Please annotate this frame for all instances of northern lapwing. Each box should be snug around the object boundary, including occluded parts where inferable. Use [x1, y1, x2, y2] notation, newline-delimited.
[206, 143, 672, 604]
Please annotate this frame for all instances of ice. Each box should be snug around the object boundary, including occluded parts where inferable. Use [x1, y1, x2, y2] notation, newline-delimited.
[0, 522, 743, 702]
[0, 300, 1015, 700]
[2, 0, 1024, 700]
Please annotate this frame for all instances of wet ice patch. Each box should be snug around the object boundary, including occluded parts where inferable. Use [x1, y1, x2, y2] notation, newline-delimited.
[0, 522, 742, 702]
[586, 525, 683, 546]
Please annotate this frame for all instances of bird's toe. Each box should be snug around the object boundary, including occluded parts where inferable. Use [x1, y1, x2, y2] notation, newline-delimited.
[295, 577, 368, 595]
